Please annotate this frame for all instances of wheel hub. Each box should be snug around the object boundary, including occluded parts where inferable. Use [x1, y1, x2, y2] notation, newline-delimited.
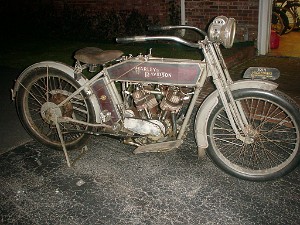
[244, 126, 260, 144]
[40, 93, 73, 124]
[41, 102, 62, 124]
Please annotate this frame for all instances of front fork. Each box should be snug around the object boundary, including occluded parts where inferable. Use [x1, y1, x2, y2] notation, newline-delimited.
[202, 41, 250, 142]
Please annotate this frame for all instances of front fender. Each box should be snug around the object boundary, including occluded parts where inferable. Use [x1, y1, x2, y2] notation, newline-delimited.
[12, 61, 103, 123]
[194, 79, 278, 155]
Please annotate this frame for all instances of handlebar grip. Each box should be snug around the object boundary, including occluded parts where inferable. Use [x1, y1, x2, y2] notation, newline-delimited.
[116, 36, 146, 43]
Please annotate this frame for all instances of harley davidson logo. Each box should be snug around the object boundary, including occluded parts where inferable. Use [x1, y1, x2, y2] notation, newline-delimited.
[106, 60, 203, 86]
[135, 66, 172, 78]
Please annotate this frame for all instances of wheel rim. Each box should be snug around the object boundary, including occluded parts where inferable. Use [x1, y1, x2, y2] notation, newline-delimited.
[22, 73, 91, 146]
[272, 12, 284, 34]
[271, 12, 283, 34]
[282, 7, 296, 33]
[210, 96, 299, 176]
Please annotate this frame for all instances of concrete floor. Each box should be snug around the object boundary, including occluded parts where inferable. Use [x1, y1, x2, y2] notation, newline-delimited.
[269, 30, 300, 57]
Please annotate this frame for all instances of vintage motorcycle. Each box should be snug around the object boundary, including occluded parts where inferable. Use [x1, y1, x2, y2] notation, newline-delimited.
[12, 16, 300, 181]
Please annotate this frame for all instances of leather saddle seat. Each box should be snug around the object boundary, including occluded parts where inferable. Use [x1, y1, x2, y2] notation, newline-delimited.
[74, 47, 124, 65]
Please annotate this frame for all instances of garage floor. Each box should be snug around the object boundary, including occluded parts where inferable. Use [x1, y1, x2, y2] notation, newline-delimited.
[269, 30, 300, 57]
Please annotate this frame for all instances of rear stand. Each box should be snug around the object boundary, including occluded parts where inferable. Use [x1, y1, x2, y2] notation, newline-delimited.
[54, 116, 88, 167]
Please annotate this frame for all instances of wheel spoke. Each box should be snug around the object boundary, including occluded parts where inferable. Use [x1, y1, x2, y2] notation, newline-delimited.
[208, 90, 300, 180]
[19, 68, 92, 149]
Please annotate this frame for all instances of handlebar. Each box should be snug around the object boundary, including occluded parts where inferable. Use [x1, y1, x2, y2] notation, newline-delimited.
[148, 25, 207, 37]
[116, 25, 207, 48]
[116, 35, 200, 48]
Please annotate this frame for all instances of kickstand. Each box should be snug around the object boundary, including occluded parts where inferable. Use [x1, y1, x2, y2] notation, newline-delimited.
[54, 116, 88, 167]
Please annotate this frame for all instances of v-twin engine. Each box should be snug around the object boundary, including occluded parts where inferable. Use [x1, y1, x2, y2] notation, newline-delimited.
[122, 83, 192, 141]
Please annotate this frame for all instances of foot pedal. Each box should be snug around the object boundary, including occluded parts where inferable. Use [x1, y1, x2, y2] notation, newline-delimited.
[133, 140, 183, 154]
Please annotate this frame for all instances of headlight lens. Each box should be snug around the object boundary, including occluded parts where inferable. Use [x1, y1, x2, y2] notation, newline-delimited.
[208, 16, 236, 48]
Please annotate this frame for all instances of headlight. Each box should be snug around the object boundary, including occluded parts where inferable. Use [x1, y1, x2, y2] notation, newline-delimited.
[208, 16, 236, 48]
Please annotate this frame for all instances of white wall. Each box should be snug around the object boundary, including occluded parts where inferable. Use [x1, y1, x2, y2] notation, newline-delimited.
[257, 0, 273, 55]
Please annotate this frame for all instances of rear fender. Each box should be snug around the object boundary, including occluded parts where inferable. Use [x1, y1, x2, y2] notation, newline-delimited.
[194, 80, 278, 155]
[12, 61, 103, 123]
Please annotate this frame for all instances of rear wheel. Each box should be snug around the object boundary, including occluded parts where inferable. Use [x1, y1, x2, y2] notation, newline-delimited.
[207, 89, 300, 181]
[16, 67, 95, 150]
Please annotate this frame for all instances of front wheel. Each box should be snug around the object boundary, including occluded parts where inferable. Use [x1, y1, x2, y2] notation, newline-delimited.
[207, 89, 300, 181]
[16, 67, 95, 150]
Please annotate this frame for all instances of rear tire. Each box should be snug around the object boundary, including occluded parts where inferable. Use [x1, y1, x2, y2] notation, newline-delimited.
[207, 89, 300, 181]
[16, 67, 95, 150]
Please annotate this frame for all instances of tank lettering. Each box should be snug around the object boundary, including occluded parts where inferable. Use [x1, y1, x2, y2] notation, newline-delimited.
[135, 66, 172, 78]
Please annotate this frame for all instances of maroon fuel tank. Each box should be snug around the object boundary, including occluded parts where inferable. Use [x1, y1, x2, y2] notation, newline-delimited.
[106, 58, 204, 86]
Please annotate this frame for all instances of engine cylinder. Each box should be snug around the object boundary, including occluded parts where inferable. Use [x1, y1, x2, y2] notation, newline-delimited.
[160, 90, 183, 112]
[132, 89, 158, 111]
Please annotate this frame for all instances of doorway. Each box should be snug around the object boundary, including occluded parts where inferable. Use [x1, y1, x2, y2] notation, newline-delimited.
[258, 0, 300, 57]
[269, 0, 300, 57]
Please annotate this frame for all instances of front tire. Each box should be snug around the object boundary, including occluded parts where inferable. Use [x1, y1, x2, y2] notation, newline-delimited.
[16, 67, 95, 150]
[207, 89, 300, 181]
